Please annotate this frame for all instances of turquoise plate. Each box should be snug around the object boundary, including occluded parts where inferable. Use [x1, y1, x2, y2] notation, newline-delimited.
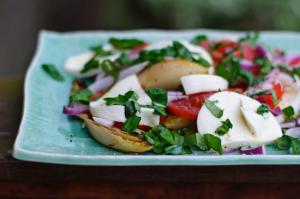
[13, 30, 300, 165]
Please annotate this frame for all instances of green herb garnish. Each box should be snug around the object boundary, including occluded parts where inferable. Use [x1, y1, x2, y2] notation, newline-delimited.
[191, 35, 208, 45]
[146, 88, 168, 116]
[109, 38, 145, 50]
[256, 104, 269, 115]
[122, 115, 141, 133]
[139, 41, 210, 67]
[215, 119, 233, 136]
[282, 106, 295, 119]
[80, 58, 99, 74]
[42, 64, 64, 81]
[274, 135, 291, 150]
[290, 138, 300, 154]
[69, 89, 92, 104]
[273, 135, 300, 154]
[104, 90, 138, 106]
[184, 133, 223, 154]
[204, 100, 223, 118]
[90, 45, 113, 56]
[239, 32, 259, 46]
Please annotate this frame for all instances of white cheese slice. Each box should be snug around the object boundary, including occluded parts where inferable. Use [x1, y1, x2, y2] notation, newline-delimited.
[101, 75, 152, 105]
[64, 51, 120, 78]
[91, 104, 126, 122]
[181, 74, 228, 95]
[197, 91, 282, 149]
[137, 108, 160, 127]
[91, 102, 159, 127]
[90, 75, 158, 127]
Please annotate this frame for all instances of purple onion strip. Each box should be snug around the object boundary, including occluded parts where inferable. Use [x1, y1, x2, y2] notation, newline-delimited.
[285, 127, 300, 139]
[240, 146, 265, 155]
[88, 62, 148, 93]
[63, 105, 89, 116]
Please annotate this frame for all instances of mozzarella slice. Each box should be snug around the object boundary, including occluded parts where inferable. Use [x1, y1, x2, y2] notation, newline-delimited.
[91, 102, 159, 127]
[91, 104, 126, 122]
[197, 91, 282, 149]
[90, 75, 159, 127]
[64, 51, 120, 78]
[181, 74, 228, 95]
[101, 75, 152, 105]
[137, 108, 160, 127]
[93, 117, 114, 127]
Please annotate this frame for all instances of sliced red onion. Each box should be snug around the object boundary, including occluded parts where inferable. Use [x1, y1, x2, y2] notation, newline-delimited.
[88, 62, 148, 93]
[95, 73, 105, 81]
[223, 147, 238, 154]
[270, 107, 282, 116]
[88, 76, 114, 93]
[240, 59, 255, 70]
[285, 127, 300, 139]
[240, 146, 265, 155]
[296, 118, 300, 126]
[280, 121, 296, 129]
[256, 45, 267, 57]
[63, 105, 89, 116]
[167, 91, 187, 102]
[93, 117, 114, 127]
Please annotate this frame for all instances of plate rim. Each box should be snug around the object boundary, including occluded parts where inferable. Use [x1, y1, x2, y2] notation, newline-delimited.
[13, 29, 300, 166]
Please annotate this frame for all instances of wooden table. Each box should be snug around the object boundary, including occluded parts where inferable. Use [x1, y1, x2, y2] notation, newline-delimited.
[1, 77, 300, 198]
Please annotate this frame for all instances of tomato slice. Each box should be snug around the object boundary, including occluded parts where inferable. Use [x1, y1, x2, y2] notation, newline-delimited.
[255, 83, 283, 109]
[167, 88, 243, 120]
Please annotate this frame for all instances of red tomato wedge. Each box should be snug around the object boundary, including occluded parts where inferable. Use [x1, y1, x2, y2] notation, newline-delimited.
[255, 83, 284, 109]
[167, 88, 243, 120]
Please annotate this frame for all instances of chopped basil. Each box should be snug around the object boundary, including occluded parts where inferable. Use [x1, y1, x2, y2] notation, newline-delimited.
[203, 134, 223, 154]
[282, 106, 295, 119]
[204, 100, 223, 118]
[256, 104, 269, 115]
[217, 56, 260, 87]
[293, 67, 300, 77]
[290, 138, 300, 154]
[69, 89, 92, 104]
[124, 100, 141, 117]
[274, 135, 291, 150]
[100, 59, 120, 80]
[142, 125, 223, 155]
[90, 45, 113, 56]
[122, 115, 141, 133]
[146, 88, 168, 116]
[273, 135, 300, 154]
[104, 91, 138, 106]
[139, 41, 210, 67]
[42, 64, 64, 81]
[215, 119, 233, 136]
[80, 58, 99, 74]
[109, 38, 145, 50]
[239, 32, 259, 46]
[191, 34, 208, 45]
[183, 133, 223, 154]
[254, 57, 273, 75]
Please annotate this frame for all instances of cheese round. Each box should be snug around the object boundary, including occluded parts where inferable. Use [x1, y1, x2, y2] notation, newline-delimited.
[197, 91, 282, 149]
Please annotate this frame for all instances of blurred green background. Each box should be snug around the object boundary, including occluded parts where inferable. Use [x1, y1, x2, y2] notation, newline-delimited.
[1, 0, 300, 76]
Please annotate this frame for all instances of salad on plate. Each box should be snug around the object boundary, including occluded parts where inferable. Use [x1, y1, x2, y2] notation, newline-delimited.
[43, 33, 300, 155]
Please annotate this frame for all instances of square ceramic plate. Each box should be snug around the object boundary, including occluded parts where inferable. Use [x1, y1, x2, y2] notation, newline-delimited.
[13, 30, 300, 165]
